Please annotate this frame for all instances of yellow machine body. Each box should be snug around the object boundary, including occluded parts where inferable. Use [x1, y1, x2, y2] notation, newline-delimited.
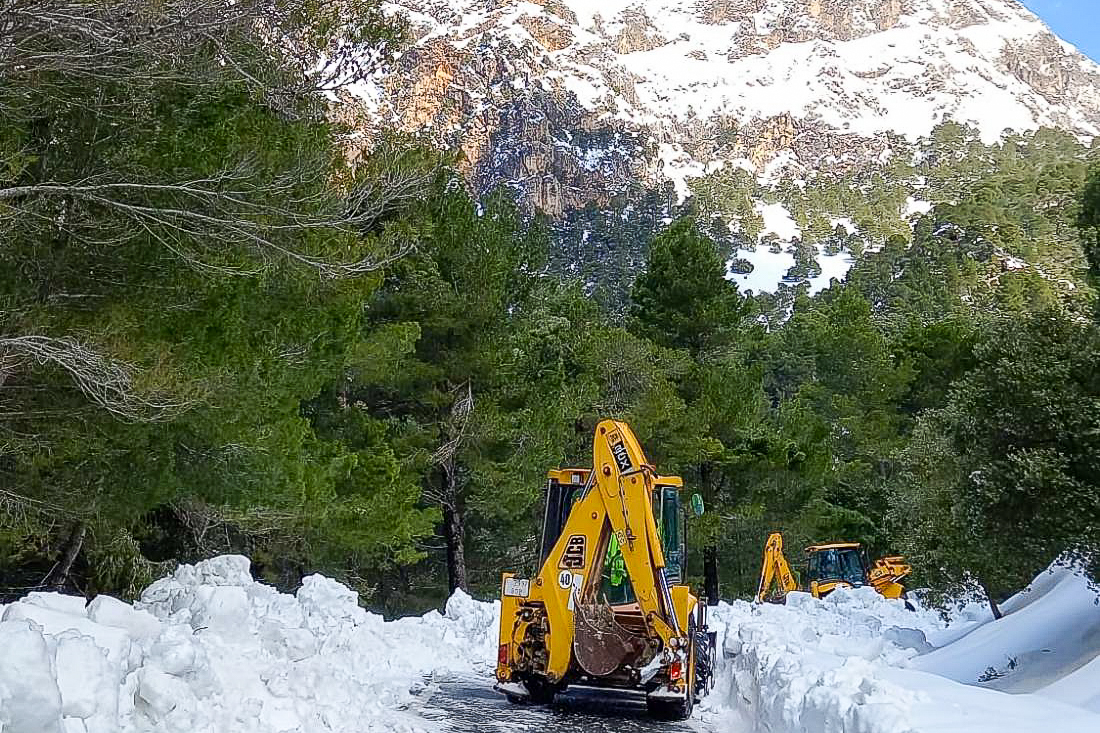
[756, 533, 912, 602]
[868, 556, 911, 599]
[495, 420, 712, 719]
[756, 532, 798, 603]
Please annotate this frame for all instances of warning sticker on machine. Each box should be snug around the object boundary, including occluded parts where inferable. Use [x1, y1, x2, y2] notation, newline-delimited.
[566, 573, 584, 611]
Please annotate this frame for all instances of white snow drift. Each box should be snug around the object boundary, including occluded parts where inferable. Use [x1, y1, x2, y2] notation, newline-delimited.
[2, 556, 1098, 733]
[700, 564, 1100, 733]
[0, 556, 497, 733]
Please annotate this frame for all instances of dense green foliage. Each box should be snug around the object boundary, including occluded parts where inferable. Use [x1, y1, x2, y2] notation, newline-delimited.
[1081, 159, 1100, 282]
[2, 1, 1099, 614]
[894, 311, 1100, 606]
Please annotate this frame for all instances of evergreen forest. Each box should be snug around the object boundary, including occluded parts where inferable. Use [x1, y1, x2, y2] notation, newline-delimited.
[3, 0, 1100, 615]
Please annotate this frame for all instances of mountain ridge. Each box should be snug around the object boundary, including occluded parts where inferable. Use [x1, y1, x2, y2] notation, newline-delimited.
[351, 0, 1100, 214]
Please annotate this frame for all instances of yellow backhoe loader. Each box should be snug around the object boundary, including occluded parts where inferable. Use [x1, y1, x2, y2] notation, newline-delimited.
[756, 532, 911, 603]
[494, 420, 715, 720]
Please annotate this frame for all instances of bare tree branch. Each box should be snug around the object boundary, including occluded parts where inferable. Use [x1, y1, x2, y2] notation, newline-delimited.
[0, 0, 430, 277]
[0, 336, 192, 421]
[0, 146, 437, 277]
[0, 0, 401, 110]
[431, 381, 475, 470]
[0, 0, 434, 428]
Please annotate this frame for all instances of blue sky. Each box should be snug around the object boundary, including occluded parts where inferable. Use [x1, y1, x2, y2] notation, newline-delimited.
[1021, 1, 1100, 62]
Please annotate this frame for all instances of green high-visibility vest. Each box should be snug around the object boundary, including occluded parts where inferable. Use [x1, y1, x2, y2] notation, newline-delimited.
[608, 535, 626, 586]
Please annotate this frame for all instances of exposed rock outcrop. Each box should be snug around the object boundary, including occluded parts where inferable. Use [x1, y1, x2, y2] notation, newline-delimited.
[354, 0, 1100, 215]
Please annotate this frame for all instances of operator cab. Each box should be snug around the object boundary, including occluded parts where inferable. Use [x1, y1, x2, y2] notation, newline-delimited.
[805, 542, 867, 591]
[540, 469, 689, 605]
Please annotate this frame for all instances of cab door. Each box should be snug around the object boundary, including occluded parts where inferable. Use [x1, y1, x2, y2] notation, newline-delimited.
[655, 486, 684, 584]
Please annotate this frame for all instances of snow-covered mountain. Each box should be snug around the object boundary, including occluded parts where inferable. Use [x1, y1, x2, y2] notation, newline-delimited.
[355, 0, 1100, 213]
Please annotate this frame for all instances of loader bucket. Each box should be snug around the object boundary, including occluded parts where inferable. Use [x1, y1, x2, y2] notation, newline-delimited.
[573, 600, 633, 677]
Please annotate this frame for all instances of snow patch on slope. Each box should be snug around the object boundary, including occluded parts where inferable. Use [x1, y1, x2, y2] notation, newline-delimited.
[756, 202, 801, 242]
[378, 0, 1100, 150]
[725, 202, 856, 295]
[811, 250, 857, 296]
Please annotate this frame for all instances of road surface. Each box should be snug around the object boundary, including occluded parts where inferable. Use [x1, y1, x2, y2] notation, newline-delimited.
[409, 674, 712, 733]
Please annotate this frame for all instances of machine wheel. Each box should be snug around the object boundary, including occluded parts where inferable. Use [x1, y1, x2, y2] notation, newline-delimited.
[523, 678, 558, 705]
[697, 629, 717, 698]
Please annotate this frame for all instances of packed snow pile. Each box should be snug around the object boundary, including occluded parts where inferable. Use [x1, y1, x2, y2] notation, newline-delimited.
[699, 587, 939, 733]
[3, 556, 1100, 733]
[700, 564, 1100, 733]
[0, 555, 497, 733]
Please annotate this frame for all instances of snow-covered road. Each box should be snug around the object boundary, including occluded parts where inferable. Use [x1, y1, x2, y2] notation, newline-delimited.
[2, 555, 1099, 733]
[411, 674, 710, 733]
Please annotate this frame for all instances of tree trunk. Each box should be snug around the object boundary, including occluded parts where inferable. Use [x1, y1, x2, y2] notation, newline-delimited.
[43, 521, 86, 591]
[443, 505, 467, 593]
[441, 463, 468, 593]
[697, 463, 720, 605]
[704, 544, 719, 605]
[981, 581, 1003, 620]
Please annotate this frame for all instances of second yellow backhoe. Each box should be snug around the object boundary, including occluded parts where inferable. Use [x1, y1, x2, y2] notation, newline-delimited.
[756, 532, 911, 603]
[494, 419, 715, 720]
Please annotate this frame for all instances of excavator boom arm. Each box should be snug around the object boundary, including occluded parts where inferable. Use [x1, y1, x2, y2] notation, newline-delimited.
[532, 420, 682, 680]
[756, 532, 798, 603]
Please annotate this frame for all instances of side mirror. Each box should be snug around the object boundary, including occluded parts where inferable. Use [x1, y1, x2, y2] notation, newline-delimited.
[690, 493, 705, 517]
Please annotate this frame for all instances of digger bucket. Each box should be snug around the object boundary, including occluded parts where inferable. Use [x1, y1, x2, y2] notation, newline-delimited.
[572, 600, 634, 677]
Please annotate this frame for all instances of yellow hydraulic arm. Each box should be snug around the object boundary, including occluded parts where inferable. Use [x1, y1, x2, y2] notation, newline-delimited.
[531, 420, 682, 681]
[756, 532, 798, 603]
[497, 420, 692, 686]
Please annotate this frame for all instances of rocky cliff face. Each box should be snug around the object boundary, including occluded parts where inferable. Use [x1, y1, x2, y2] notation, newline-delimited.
[352, 0, 1100, 213]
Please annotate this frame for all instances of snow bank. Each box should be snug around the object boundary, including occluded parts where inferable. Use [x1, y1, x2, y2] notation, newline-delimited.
[0, 556, 497, 733]
[914, 565, 1100, 695]
[699, 587, 940, 733]
[702, 567, 1100, 733]
[5, 555, 1099, 733]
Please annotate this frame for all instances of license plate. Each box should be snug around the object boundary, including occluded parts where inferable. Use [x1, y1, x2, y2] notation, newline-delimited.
[503, 577, 530, 598]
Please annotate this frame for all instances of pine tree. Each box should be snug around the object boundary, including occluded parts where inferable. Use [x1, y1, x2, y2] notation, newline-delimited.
[1079, 161, 1100, 280]
[630, 218, 751, 354]
[628, 217, 767, 600]
[893, 310, 1100, 612]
